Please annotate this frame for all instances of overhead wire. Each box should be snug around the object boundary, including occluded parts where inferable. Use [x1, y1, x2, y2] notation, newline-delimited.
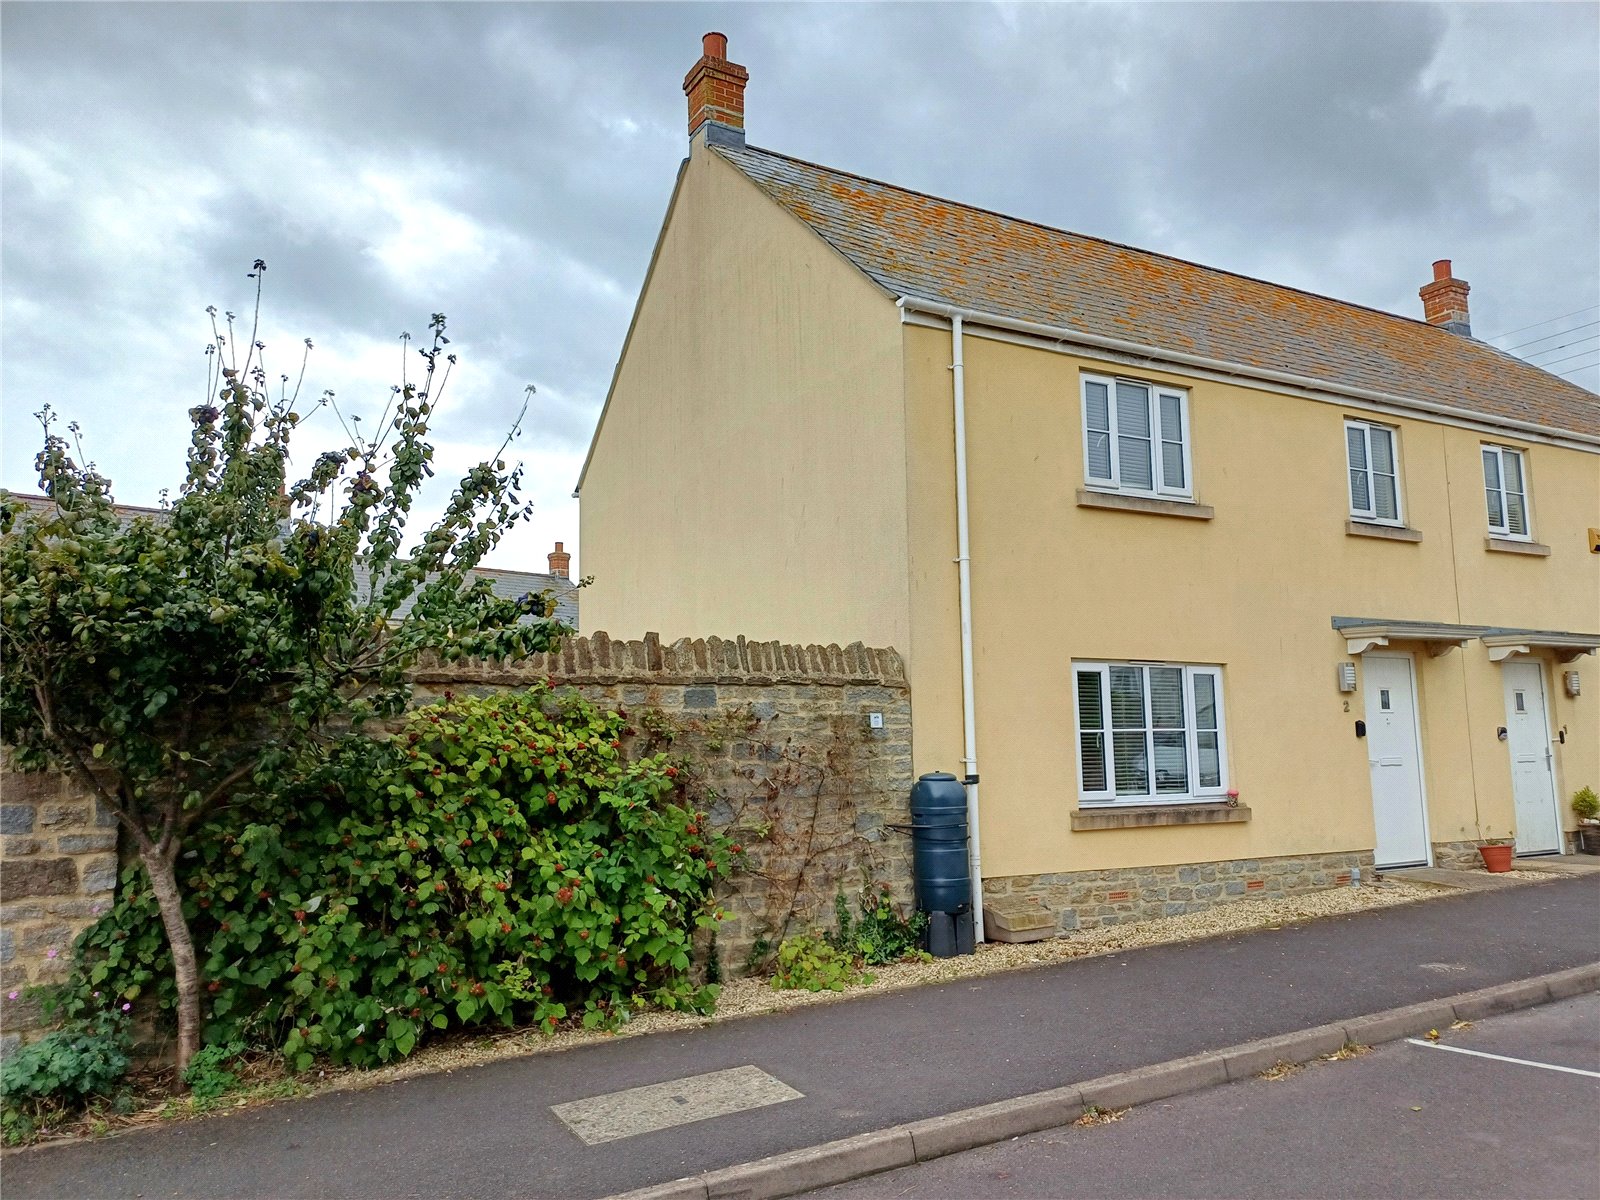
[1502, 320, 1599, 352]
[1481, 303, 1600, 342]
[1534, 347, 1600, 369]
[1521, 334, 1599, 362]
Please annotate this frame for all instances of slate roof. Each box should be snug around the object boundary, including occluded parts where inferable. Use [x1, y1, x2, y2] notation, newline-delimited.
[353, 563, 579, 628]
[6, 492, 578, 628]
[716, 144, 1600, 438]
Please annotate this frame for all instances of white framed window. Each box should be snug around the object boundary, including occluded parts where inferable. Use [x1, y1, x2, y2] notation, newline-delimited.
[1345, 419, 1403, 525]
[1481, 445, 1529, 539]
[1074, 662, 1228, 805]
[1082, 374, 1193, 499]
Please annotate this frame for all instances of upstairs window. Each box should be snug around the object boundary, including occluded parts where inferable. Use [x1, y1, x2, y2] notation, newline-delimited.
[1074, 662, 1227, 805]
[1345, 419, 1402, 525]
[1082, 374, 1192, 499]
[1482, 445, 1529, 539]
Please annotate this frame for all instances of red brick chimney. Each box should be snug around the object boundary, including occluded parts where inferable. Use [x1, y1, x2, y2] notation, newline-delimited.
[683, 32, 748, 149]
[1420, 259, 1471, 336]
[547, 541, 570, 579]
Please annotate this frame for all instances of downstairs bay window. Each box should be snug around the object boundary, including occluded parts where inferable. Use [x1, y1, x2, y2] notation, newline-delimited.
[1074, 662, 1228, 804]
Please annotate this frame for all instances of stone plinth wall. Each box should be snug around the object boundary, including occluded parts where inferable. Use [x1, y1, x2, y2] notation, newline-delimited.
[982, 850, 1376, 934]
[1, 756, 120, 1056]
[418, 631, 915, 975]
[1432, 839, 1492, 870]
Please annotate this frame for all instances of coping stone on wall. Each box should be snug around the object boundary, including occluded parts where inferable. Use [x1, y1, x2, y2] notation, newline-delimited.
[411, 632, 906, 690]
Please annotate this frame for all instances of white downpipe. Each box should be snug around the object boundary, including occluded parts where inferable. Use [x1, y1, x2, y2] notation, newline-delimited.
[948, 313, 985, 941]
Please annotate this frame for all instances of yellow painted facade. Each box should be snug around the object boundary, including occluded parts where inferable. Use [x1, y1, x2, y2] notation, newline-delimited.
[580, 131, 1600, 881]
[579, 139, 910, 649]
[901, 324, 1598, 876]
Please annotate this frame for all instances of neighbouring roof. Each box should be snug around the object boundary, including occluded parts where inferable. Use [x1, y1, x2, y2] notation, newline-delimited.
[5, 492, 578, 628]
[353, 563, 579, 628]
[716, 144, 1600, 438]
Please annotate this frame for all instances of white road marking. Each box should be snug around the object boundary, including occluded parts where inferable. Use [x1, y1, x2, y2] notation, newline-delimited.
[1405, 1039, 1600, 1078]
[551, 1065, 803, 1144]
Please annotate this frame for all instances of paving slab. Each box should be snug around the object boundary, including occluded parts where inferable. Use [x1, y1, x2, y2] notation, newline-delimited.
[1383, 865, 1524, 890]
[3, 875, 1597, 1200]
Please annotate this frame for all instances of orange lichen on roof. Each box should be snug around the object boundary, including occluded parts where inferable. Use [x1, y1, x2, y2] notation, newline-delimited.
[717, 143, 1599, 437]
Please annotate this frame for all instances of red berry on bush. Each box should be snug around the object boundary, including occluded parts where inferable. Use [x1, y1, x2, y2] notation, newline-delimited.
[501, 922, 512, 934]
[579, 930, 589, 940]
[665, 767, 678, 778]
[435, 882, 446, 892]
[438, 963, 448, 974]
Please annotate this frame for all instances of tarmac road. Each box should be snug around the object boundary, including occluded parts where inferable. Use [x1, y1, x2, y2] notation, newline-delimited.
[2, 875, 1596, 1200]
[808, 991, 1600, 1200]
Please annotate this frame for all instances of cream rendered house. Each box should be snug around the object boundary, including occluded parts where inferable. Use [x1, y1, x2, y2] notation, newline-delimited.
[578, 34, 1600, 932]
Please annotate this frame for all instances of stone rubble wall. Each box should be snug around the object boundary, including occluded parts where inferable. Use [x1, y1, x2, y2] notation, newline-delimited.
[1, 633, 916, 1052]
[982, 850, 1377, 934]
[1, 755, 120, 1056]
[415, 633, 916, 975]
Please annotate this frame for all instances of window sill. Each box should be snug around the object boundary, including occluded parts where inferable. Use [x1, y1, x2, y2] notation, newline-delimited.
[1076, 489, 1215, 520]
[1346, 520, 1422, 543]
[1485, 537, 1550, 557]
[1071, 803, 1251, 831]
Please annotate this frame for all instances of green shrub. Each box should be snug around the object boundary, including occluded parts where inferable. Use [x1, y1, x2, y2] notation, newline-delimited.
[1573, 786, 1599, 822]
[180, 1041, 248, 1102]
[770, 935, 872, 992]
[1, 1009, 131, 1144]
[831, 885, 928, 965]
[62, 685, 731, 1069]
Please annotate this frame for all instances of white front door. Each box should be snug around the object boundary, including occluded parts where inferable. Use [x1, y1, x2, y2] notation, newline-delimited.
[1364, 655, 1430, 868]
[1502, 661, 1561, 856]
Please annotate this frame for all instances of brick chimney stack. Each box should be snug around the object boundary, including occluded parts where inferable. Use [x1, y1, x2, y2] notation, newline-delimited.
[547, 541, 570, 579]
[1420, 259, 1471, 336]
[683, 32, 748, 149]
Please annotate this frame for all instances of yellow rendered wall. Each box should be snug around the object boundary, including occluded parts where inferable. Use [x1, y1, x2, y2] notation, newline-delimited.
[902, 323, 1600, 877]
[579, 142, 909, 648]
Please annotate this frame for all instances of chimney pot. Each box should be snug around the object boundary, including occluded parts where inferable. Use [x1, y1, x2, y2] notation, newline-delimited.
[1419, 259, 1471, 337]
[684, 32, 748, 148]
[547, 541, 571, 579]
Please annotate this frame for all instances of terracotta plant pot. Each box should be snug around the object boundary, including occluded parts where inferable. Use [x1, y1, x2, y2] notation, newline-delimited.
[1478, 843, 1514, 873]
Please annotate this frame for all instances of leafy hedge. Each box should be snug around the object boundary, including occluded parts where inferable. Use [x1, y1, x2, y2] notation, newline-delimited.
[61, 684, 733, 1068]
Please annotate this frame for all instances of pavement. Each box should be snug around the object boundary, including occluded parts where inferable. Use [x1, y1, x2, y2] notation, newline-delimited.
[3, 872, 1598, 1200]
[1386, 853, 1600, 892]
[805, 991, 1600, 1199]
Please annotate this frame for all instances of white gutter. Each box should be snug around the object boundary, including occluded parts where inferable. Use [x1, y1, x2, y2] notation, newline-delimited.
[945, 310, 985, 940]
[895, 296, 1600, 452]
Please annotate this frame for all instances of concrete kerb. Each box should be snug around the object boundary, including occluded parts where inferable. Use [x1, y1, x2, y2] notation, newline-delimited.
[605, 964, 1600, 1200]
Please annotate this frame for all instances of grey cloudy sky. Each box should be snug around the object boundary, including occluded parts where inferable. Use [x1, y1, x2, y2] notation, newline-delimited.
[4, 2, 1597, 573]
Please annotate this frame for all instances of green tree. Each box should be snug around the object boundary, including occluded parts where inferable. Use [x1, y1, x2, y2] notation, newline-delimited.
[0, 264, 565, 1072]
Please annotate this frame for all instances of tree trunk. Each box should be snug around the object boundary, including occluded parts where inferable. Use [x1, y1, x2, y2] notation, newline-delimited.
[140, 842, 202, 1077]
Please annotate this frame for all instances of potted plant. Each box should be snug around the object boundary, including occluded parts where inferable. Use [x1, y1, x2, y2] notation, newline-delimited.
[1573, 786, 1600, 855]
[1478, 837, 1515, 873]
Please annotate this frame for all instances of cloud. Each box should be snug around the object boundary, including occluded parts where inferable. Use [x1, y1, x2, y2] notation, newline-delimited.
[4, 1, 1596, 575]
